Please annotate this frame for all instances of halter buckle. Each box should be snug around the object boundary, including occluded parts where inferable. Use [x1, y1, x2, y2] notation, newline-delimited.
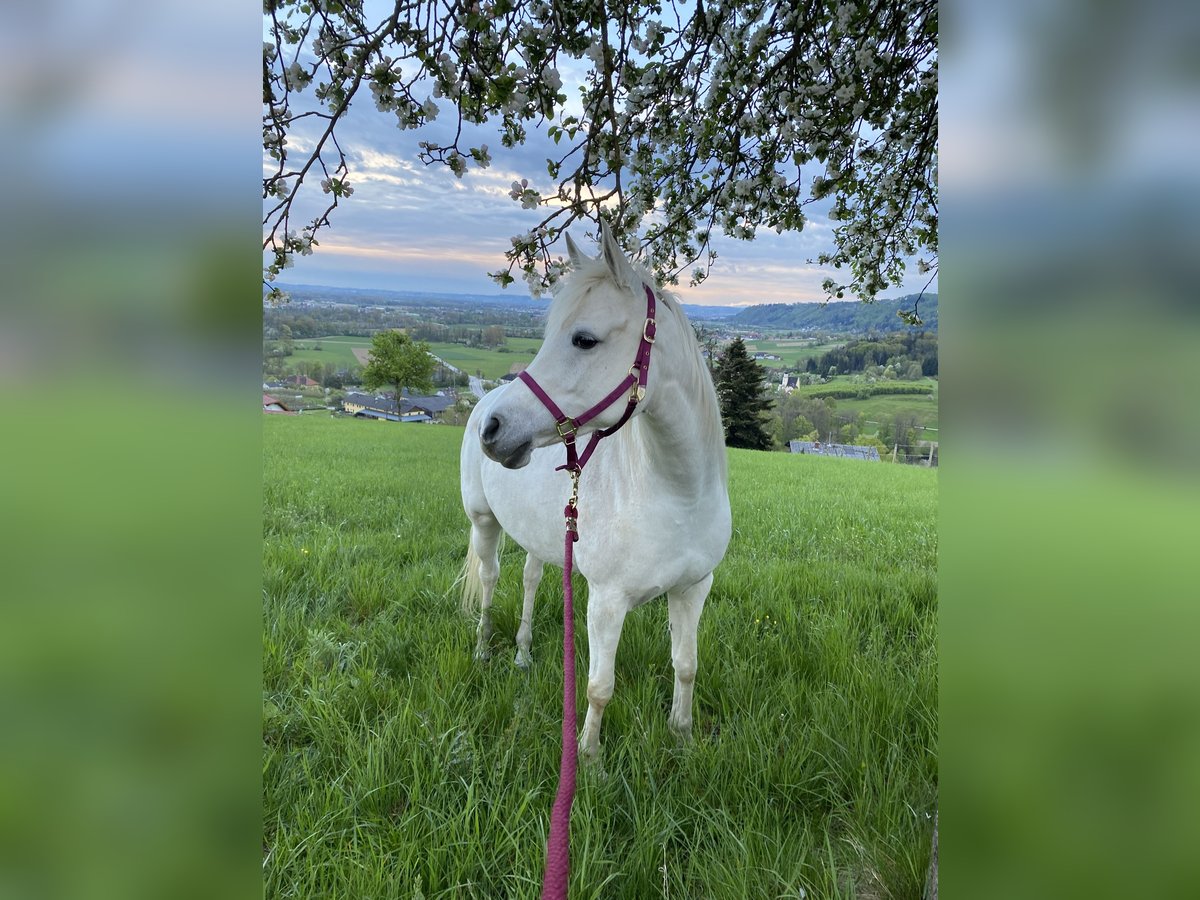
[555, 418, 576, 445]
[642, 318, 657, 343]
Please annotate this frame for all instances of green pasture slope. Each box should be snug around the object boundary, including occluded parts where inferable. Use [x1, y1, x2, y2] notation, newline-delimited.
[264, 415, 937, 899]
[273, 336, 368, 369]
[786, 377, 940, 436]
[742, 338, 843, 369]
[425, 338, 542, 380]
[267, 336, 543, 380]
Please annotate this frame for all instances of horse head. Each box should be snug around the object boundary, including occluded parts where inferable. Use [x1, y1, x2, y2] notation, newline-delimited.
[480, 224, 659, 469]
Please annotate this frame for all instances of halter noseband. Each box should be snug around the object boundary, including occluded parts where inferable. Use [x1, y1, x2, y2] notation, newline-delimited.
[517, 283, 658, 537]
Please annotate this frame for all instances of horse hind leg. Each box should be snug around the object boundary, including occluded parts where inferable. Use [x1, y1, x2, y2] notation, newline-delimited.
[666, 573, 713, 738]
[515, 552, 543, 670]
[467, 516, 503, 661]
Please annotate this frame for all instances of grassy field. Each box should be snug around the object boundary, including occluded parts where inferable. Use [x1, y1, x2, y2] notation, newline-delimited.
[263, 416, 937, 898]
[425, 338, 542, 380]
[277, 336, 369, 369]
[267, 336, 543, 380]
[782, 377, 940, 437]
[742, 339, 843, 369]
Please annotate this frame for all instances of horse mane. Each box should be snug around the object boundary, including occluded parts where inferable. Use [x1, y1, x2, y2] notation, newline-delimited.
[549, 254, 728, 483]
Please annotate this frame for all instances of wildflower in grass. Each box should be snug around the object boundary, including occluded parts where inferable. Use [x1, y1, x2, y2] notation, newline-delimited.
[755, 612, 779, 638]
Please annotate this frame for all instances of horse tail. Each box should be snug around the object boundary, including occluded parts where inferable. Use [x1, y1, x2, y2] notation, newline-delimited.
[458, 537, 484, 615]
[456, 530, 505, 615]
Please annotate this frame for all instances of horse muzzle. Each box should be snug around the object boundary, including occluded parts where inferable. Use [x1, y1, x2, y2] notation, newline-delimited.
[480, 413, 534, 469]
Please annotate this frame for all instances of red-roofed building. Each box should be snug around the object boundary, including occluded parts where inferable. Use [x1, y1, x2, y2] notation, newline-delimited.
[263, 394, 298, 415]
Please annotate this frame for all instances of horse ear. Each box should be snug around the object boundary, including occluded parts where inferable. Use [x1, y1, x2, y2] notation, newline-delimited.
[599, 221, 635, 288]
[564, 232, 587, 267]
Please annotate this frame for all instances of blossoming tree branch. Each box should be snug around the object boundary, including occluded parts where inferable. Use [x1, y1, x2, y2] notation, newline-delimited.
[263, 0, 937, 304]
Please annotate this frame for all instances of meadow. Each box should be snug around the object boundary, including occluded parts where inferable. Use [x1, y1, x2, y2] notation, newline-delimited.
[263, 415, 938, 899]
[782, 377, 940, 437]
[741, 339, 844, 369]
[278, 335, 368, 369]
[425, 338, 542, 380]
[267, 335, 543, 381]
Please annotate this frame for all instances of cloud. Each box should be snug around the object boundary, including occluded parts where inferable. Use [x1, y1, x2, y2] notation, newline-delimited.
[275, 85, 935, 306]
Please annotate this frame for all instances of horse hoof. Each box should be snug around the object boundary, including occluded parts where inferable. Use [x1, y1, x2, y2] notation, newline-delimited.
[473, 646, 491, 662]
[514, 649, 532, 670]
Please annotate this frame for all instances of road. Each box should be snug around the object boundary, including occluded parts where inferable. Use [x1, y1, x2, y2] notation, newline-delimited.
[431, 352, 488, 400]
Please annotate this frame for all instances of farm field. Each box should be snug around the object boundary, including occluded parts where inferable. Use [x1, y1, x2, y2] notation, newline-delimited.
[742, 338, 843, 368]
[784, 376, 940, 436]
[839, 393, 940, 436]
[263, 416, 937, 899]
[275, 335, 368, 369]
[425, 338, 542, 380]
[266, 336, 544, 380]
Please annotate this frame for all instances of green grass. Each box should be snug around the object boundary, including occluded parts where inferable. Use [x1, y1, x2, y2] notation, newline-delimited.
[742, 339, 843, 369]
[837, 394, 940, 436]
[784, 376, 940, 437]
[425, 338, 543, 380]
[264, 416, 937, 899]
[266, 336, 544, 380]
[273, 336, 370, 369]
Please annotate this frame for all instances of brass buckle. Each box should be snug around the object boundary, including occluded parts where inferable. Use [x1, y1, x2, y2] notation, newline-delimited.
[555, 418, 576, 445]
[627, 369, 646, 403]
[642, 318, 657, 343]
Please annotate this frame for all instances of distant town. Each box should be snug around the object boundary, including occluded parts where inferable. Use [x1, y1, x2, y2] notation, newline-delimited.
[264, 284, 938, 465]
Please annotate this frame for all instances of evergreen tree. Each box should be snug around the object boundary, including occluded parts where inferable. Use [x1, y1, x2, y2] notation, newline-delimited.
[714, 338, 774, 451]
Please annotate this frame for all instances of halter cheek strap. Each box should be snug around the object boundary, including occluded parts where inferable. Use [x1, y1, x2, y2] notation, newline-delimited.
[516, 284, 657, 538]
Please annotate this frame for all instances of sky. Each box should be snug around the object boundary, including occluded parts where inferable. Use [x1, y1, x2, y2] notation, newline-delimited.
[268, 17, 938, 308]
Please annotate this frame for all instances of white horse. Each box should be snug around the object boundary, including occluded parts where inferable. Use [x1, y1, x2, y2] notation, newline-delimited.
[459, 225, 731, 761]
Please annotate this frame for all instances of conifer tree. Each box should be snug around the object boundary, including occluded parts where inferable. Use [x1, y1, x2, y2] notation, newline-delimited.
[714, 338, 774, 450]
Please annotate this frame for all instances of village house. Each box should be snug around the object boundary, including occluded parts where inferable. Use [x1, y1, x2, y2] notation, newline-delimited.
[341, 391, 454, 422]
[263, 394, 298, 415]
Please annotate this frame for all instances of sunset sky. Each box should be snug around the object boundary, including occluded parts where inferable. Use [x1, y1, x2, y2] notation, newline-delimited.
[271, 45, 937, 308]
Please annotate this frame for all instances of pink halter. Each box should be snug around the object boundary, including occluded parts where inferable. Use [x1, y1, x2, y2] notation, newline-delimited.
[517, 283, 658, 497]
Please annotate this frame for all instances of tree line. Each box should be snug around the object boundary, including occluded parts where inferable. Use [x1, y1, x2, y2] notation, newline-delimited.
[715, 336, 935, 459]
[805, 331, 938, 378]
[265, 305, 542, 343]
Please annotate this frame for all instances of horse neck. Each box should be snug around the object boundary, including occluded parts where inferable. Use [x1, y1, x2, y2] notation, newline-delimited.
[629, 308, 728, 494]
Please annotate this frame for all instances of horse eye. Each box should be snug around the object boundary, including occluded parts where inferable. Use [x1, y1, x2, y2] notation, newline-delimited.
[571, 333, 599, 350]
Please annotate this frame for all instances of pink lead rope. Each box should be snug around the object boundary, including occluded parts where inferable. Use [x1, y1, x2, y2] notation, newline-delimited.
[540, 527, 578, 899]
[521, 284, 658, 900]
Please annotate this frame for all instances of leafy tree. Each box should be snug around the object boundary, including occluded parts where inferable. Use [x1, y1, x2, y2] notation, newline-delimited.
[714, 338, 773, 450]
[482, 325, 506, 348]
[691, 322, 720, 378]
[278, 323, 294, 356]
[264, 0, 936, 300]
[361, 331, 436, 401]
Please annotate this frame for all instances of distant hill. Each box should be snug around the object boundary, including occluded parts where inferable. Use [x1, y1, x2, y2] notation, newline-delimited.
[270, 282, 738, 321]
[730, 293, 937, 333]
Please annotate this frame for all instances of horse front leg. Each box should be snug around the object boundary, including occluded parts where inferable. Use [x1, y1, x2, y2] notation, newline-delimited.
[515, 552, 543, 669]
[666, 573, 712, 738]
[580, 588, 628, 763]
